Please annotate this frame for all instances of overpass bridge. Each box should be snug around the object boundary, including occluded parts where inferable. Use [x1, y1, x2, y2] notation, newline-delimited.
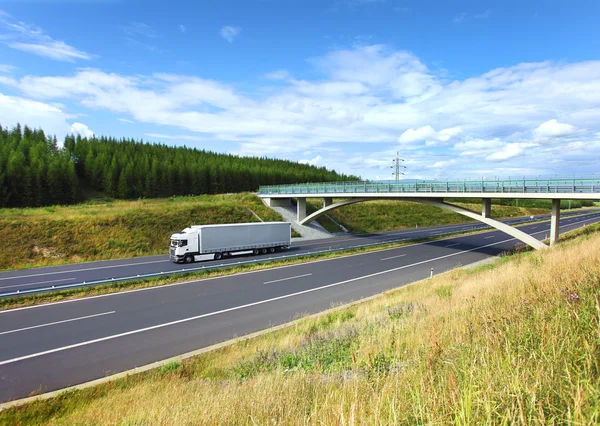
[258, 178, 600, 250]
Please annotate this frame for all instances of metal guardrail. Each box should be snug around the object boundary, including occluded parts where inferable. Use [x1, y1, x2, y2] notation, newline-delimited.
[1, 217, 532, 298]
[0, 237, 426, 298]
[3, 211, 597, 298]
[258, 179, 600, 195]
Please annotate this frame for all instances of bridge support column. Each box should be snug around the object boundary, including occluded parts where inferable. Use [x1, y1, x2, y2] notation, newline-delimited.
[323, 197, 333, 208]
[297, 198, 307, 221]
[265, 198, 291, 207]
[482, 198, 491, 218]
[550, 199, 561, 245]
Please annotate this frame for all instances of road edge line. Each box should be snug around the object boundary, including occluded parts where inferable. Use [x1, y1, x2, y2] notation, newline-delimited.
[1, 258, 491, 412]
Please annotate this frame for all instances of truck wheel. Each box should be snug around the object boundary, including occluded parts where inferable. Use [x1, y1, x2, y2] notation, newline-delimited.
[261, 248, 268, 254]
[184, 255, 194, 264]
[253, 249, 259, 255]
[214, 253, 223, 260]
[269, 247, 276, 253]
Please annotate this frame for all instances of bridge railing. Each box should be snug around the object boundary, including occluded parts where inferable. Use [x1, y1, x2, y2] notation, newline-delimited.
[258, 179, 600, 195]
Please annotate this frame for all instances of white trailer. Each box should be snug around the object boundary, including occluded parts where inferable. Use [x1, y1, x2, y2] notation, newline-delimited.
[169, 222, 291, 263]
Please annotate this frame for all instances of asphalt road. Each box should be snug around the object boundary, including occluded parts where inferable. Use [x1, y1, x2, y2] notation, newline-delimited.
[0, 209, 594, 297]
[1, 211, 599, 403]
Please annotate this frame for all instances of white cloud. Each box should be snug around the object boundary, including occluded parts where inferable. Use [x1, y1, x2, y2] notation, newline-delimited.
[1, 45, 600, 178]
[299, 155, 323, 166]
[437, 126, 463, 141]
[8, 41, 91, 62]
[453, 10, 491, 24]
[0, 64, 15, 73]
[179, 24, 186, 33]
[313, 45, 441, 99]
[431, 159, 457, 169]
[70, 122, 94, 138]
[0, 92, 73, 139]
[122, 22, 157, 38]
[265, 69, 291, 81]
[118, 118, 134, 124]
[399, 125, 436, 143]
[486, 143, 538, 162]
[454, 139, 504, 157]
[399, 125, 462, 144]
[0, 13, 91, 62]
[533, 119, 577, 139]
[220, 26, 241, 43]
[453, 13, 467, 24]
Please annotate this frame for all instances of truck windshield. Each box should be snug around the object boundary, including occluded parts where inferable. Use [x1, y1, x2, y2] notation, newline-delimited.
[170, 239, 187, 247]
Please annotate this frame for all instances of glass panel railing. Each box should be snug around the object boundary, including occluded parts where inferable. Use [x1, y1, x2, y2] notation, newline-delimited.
[257, 179, 600, 195]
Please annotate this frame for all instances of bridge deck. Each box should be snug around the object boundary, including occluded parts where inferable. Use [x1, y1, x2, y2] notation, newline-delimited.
[259, 179, 600, 200]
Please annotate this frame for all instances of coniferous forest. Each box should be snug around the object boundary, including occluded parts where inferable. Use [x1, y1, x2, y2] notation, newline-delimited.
[0, 124, 357, 208]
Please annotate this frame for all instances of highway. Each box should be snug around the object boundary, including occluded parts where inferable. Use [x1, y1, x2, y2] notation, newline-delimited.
[1, 210, 600, 403]
[0, 209, 594, 297]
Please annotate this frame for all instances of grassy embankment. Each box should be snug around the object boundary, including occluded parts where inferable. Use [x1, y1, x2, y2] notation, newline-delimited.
[0, 193, 291, 271]
[3, 223, 599, 424]
[0, 195, 553, 271]
[308, 199, 550, 234]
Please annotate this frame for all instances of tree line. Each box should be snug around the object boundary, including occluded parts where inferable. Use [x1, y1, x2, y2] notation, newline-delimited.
[0, 123, 357, 208]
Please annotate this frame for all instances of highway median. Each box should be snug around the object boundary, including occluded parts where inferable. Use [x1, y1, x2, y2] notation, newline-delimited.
[3, 213, 593, 311]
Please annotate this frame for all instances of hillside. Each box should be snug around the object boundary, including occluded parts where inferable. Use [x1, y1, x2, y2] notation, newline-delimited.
[308, 199, 551, 234]
[2, 192, 586, 271]
[1, 192, 561, 271]
[0, 193, 286, 270]
[0, 124, 356, 208]
[3, 223, 599, 424]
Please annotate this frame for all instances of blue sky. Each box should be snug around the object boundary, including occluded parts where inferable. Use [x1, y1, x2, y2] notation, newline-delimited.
[0, 0, 599, 180]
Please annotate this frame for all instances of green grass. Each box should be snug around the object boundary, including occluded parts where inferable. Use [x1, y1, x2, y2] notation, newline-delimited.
[3, 223, 600, 424]
[0, 193, 287, 271]
[306, 200, 345, 233]
[322, 199, 549, 234]
[0, 193, 552, 271]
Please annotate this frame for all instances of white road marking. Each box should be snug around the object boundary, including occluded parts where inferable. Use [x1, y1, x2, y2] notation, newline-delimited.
[0, 260, 170, 281]
[444, 243, 460, 248]
[2, 213, 598, 315]
[381, 254, 407, 261]
[0, 277, 75, 290]
[484, 236, 495, 239]
[0, 311, 115, 336]
[532, 227, 537, 229]
[263, 273, 312, 285]
[0, 237, 520, 366]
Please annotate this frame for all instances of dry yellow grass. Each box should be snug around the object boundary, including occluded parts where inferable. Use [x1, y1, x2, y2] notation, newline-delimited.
[4, 227, 600, 425]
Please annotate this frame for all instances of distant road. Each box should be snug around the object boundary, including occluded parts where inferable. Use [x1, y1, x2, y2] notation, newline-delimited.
[0, 210, 597, 297]
[1, 210, 599, 403]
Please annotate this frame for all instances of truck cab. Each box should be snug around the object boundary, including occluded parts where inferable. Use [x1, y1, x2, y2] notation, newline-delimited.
[169, 228, 199, 263]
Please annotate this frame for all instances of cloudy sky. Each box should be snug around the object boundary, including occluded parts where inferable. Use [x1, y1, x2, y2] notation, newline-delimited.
[0, 0, 599, 180]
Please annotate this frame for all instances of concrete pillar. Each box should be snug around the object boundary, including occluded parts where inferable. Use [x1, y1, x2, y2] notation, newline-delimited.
[323, 197, 333, 208]
[266, 198, 292, 207]
[550, 199, 560, 245]
[297, 198, 306, 221]
[482, 198, 491, 218]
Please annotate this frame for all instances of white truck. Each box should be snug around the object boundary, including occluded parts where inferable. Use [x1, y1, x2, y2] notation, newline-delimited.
[169, 222, 291, 263]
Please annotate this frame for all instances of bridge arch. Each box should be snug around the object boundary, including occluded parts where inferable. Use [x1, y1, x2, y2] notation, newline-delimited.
[299, 197, 548, 250]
